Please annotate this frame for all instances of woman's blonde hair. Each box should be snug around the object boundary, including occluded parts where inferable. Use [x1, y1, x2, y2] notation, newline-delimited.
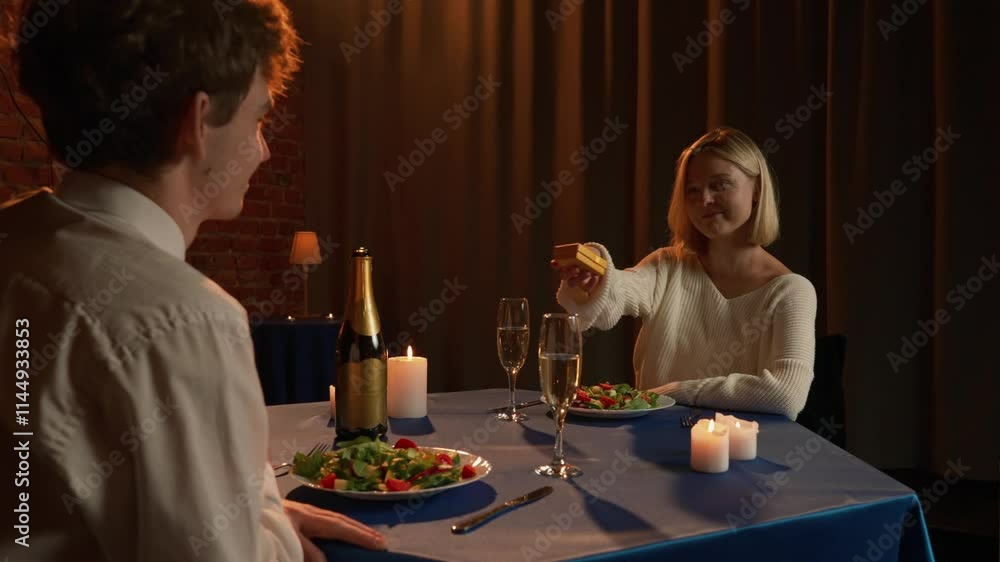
[667, 127, 779, 254]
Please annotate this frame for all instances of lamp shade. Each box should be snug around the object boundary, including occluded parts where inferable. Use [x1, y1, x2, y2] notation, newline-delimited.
[289, 231, 321, 265]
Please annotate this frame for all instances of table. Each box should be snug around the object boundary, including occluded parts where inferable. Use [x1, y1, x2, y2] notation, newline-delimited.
[251, 316, 341, 405]
[267, 389, 935, 562]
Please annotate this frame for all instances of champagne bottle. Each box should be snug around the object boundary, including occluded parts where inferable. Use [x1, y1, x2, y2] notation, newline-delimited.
[335, 247, 388, 445]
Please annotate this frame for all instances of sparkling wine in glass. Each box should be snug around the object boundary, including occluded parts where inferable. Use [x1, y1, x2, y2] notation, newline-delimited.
[535, 313, 583, 479]
[496, 298, 529, 422]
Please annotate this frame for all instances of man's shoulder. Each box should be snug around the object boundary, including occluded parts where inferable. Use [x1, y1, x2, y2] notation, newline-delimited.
[1, 191, 246, 335]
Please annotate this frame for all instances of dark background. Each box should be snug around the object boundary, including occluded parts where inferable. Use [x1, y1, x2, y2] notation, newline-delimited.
[290, 0, 998, 485]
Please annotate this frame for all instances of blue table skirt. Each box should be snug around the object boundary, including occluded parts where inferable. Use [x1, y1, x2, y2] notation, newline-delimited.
[251, 317, 341, 405]
[268, 390, 935, 562]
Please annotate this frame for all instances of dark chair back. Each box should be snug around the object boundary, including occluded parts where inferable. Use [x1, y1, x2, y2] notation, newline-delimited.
[798, 334, 846, 447]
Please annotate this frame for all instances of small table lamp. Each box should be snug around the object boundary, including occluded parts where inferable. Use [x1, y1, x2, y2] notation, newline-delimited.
[289, 231, 321, 317]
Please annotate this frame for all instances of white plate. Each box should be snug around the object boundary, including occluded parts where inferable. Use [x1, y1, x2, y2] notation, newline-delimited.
[291, 447, 492, 501]
[568, 395, 676, 418]
[541, 393, 677, 418]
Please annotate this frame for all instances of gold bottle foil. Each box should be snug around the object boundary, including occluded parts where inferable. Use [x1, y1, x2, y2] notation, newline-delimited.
[348, 251, 380, 337]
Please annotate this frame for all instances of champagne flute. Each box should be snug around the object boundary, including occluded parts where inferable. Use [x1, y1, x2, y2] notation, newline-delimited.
[535, 313, 583, 479]
[496, 298, 530, 422]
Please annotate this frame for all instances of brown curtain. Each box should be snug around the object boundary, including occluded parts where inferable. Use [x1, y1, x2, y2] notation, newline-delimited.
[290, 0, 998, 480]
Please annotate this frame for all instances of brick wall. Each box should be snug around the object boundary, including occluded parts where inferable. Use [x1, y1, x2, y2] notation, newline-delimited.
[0, 72, 308, 317]
[0, 82, 51, 199]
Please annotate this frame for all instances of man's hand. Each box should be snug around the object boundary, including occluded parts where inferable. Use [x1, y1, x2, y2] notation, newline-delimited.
[283, 499, 387, 561]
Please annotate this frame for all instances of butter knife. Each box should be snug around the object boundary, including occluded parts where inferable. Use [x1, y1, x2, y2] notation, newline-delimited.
[486, 399, 545, 414]
[451, 486, 554, 534]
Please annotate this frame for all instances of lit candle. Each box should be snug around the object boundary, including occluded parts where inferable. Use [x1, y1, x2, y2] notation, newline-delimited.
[328, 385, 336, 418]
[387, 345, 428, 418]
[691, 418, 729, 473]
[714, 413, 759, 460]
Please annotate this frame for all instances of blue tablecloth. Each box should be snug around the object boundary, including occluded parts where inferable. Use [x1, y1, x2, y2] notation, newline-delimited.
[267, 390, 935, 562]
[251, 317, 341, 405]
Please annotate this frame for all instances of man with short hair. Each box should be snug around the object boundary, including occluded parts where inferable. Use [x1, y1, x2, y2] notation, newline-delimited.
[0, 1, 385, 560]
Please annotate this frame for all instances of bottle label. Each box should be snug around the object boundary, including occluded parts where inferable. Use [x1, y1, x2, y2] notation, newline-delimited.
[336, 358, 387, 430]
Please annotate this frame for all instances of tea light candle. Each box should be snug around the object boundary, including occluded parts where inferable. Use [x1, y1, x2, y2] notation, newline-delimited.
[387, 346, 428, 418]
[328, 385, 336, 418]
[715, 413, 759, 460]
[691, 419, 729, 473]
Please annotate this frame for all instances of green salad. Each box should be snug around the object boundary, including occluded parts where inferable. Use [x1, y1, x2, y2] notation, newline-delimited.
[292, 437, 479, 492]
[571, 383, 661, 410]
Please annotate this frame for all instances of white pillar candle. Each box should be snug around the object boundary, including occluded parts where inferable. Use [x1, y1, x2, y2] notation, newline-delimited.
[328, 385, 336, 418]
[387, 346, 428, 418]
[691, 419, 729, 473]
[714, 413, 759, 460]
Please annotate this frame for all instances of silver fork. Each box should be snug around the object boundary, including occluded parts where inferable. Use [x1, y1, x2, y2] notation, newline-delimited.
[272, 442, 329, 477]
[680, 409, 703, 428]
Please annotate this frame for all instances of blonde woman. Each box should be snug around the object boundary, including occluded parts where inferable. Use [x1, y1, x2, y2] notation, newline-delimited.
[552, 127, 817, 419]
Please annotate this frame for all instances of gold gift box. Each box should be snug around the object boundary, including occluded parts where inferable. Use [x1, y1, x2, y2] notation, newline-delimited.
[553, 243, 608, 276]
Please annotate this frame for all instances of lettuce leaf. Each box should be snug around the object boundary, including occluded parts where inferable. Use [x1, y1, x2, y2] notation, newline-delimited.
[625, 397, 651, 410]
[292, 451, 327, 480]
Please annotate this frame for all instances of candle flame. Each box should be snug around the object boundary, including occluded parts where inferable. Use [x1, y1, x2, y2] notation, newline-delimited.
[708, 420, 715, 432]
[735, 421, 741, 428]
[407, 345, 413, 359]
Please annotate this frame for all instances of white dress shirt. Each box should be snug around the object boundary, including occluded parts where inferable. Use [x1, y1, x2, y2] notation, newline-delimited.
[0, 172, 302, 561]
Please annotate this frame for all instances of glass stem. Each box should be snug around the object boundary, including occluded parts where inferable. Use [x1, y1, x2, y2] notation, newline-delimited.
[552, 408, 567, 466]
[507, 367, 518, 414]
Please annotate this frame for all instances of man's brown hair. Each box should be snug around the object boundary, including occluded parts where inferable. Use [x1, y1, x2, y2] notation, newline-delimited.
[5, 0, 302, 173]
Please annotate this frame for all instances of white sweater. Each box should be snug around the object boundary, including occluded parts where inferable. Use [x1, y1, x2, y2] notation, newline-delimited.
[557, 243, 818, 420]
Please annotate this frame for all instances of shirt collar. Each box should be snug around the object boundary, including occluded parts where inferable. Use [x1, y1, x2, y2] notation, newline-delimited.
[57, 171, 187, 260]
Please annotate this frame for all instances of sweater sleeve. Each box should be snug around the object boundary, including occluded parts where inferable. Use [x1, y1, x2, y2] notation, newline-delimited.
[654, 276, 817, 420]
[556, 243, 662, 331]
